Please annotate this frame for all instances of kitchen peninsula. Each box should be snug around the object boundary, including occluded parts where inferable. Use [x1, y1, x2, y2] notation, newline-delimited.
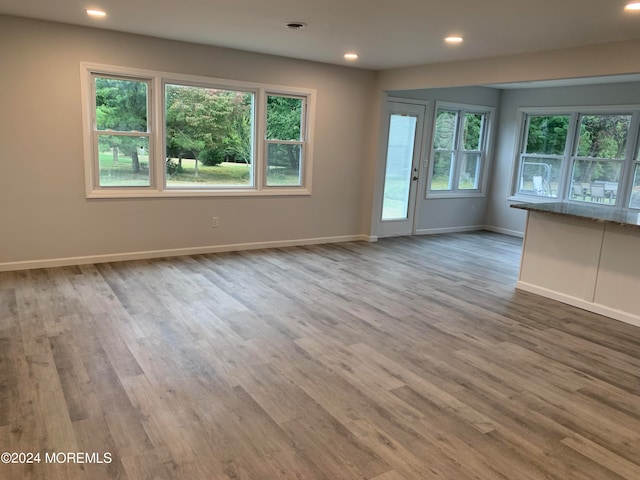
[511, 202, 640, 327]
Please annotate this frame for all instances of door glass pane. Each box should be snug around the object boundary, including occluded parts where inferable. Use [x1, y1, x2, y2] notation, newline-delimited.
[458, 153, 480, 189]
[630, 164, 640, 209]
[382, 114, 417, 221]
[431, 152, 454, 190]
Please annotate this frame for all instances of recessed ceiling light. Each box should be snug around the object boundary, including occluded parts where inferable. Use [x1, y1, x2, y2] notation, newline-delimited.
[445, 35, 464, 44]
[625, 2, 640, 10]
[344, 52, 359, 61]
[285, 22, 306, 30]
[86, 9, 107, 18]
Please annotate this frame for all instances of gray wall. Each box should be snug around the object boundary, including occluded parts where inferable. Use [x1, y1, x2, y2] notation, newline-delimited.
[0, 15, 376, 265]
[4, 14, 640, 266]
[388, 87, 502, 233]
[487, 81, 640, 235]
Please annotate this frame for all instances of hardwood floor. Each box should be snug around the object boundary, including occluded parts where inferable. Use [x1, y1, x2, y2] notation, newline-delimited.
[1, 232, 639, 479]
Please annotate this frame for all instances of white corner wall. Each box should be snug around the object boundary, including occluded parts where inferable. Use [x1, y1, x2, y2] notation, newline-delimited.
[0, 15, 376, 269]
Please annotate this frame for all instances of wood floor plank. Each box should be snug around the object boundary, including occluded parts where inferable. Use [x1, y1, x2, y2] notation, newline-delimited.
[119, 373, 197, 465]
[235, 361, 313, 424]
[576, 382, 640, 419]
[349, 342, 497, 434]
[278, 345, 509, 478]
[344, 418, 468, 480]
[77, 333, 153, 458]
[72, 415, 129, 480]
[453, 348, 640, 448]
[48, 334, 101, 423]
[1, 232, 639, 479]
[371, 471, 408, 480]
[278, 404, 392, 479]
[561, 433, 640, 480]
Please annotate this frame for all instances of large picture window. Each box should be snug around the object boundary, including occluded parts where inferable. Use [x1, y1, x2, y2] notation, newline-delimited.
[164, 84, 254, 188]
[428, 103, 492, 196]
[514, 108, 640, 209]
[82, 64, 314, 197]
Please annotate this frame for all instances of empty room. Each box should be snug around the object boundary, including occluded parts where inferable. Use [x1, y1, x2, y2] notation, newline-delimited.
[1, 1, 640, 479]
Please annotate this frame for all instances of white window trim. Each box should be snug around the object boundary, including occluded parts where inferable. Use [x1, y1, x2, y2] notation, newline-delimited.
[426, 101, 494, 199]
[80, 63, 315, 198]
[509, 105, 640, 210]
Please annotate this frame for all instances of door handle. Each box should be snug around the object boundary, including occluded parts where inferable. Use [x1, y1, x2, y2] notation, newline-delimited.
[412, 176, 418, 181]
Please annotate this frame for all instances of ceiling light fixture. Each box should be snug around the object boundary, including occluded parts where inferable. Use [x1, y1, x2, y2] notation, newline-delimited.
[624, 2, 640, 10]
[445, 35, 464, 44]
[344, 52, 359, 61]
[285, 22, 306, 30]
[86, 9, 107, 18]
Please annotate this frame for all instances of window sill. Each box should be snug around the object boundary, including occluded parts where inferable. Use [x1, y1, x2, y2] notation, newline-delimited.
[426, 192, 486, 199]
[508, 194, 560, 204]
[86, 187, 312, 199]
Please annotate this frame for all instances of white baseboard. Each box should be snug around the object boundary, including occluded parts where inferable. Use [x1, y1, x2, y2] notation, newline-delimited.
[484, 225, 524, 238]
[0, 234, 373, 272]
[516, 281, 640, 329]
[414, 225, 485, 235]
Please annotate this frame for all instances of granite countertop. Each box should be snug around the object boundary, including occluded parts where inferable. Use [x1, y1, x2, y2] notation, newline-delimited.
[510, 202, 640, 228]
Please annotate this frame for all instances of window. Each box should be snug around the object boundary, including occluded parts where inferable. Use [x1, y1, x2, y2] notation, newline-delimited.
[265, 95, 305, 187]
[513, 108, 640, 209]
[165, 84, 255, 188]
[82, 64, 314, 197]
[94, 76, 152, 187]
[516, 114, 570, 198]
[428, 103, 492, 196]
[570, 115, 630, 205]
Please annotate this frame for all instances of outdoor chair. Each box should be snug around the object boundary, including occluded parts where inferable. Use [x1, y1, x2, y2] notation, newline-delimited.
[604, 182, 618, 202]
[590, 183, 606, 203]
[533, 175, 545, 195]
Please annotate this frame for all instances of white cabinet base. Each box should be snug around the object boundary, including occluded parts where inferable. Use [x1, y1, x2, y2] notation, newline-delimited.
[517, 211, 640, 328]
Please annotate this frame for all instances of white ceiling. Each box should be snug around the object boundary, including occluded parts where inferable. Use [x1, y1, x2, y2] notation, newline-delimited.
[1, 0, 639, 70]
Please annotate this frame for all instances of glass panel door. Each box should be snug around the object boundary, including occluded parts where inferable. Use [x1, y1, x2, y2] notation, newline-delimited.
[377, 101, 426, 237]
[382, 114, 418, 220]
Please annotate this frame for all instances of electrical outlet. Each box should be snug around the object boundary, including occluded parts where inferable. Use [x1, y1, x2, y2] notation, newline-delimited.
[211, 217, 219, 228]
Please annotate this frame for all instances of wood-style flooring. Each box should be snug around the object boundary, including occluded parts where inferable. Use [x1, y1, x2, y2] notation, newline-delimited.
[1, 232, 639, 479]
